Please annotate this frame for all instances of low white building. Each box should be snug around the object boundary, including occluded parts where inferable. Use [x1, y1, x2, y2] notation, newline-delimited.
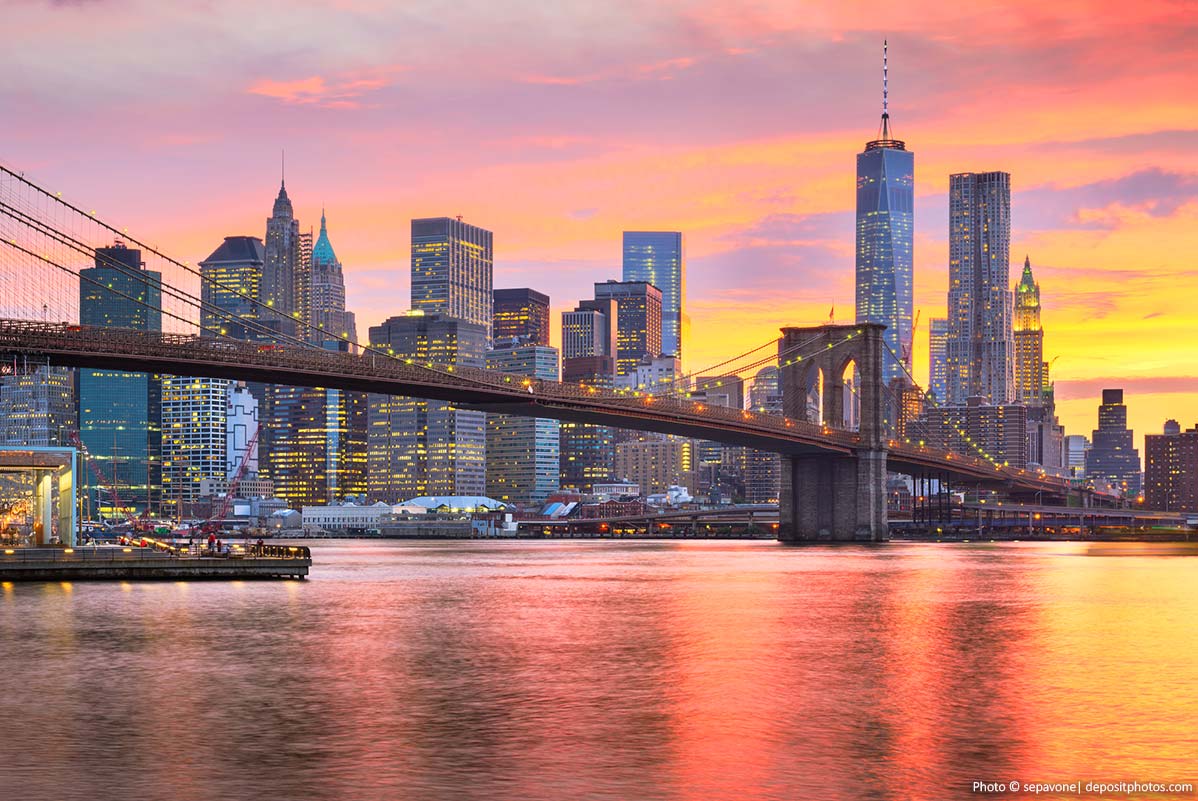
[592, 482, 639, 500]
[302, 501, 395, 531]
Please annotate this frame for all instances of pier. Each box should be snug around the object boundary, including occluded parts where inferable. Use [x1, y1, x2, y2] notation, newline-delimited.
[0, 544, 311, 581]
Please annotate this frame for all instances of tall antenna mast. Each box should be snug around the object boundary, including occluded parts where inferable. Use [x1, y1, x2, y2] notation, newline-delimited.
[881, 39, 890, 140]
[281, 149, 286, 188]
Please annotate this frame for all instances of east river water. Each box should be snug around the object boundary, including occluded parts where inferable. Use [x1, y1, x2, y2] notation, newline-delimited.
[1, 539, 1195, 801]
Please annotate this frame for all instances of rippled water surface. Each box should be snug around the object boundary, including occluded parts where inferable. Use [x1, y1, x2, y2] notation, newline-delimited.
[2, 539, 1196, 800]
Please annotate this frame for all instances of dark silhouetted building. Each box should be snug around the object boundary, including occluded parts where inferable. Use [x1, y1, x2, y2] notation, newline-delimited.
[1085, 389, 1142, 496]
[493, 287, 550, 347]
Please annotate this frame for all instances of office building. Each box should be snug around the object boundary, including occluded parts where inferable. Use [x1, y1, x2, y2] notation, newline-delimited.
[227, 382, 259, 479]
[411, 217, 493, 341]
[486, 344, 560, 505]
[198, 236, 266, 340]
[594, 281, 662, 378]
[1065, 435, 1089, 478]
[1013, 255, 1045, 406]
[559, 356, 616, 493]
[493, 288, 550, 347]
[1144, 421, 1198, 511]
[615, 437, 695, 496]
[945, 171, 1014, 404]
[623, 231, 684, 360]
[308, 210, 357, 345]
[161, 376, 231, 515]
[562, 298, 617, 363]
[855, 42, 914, 386]
[744, 366, 782, 503]
[919, 398, 1028, 470]
[262, 178, 302, 336]
[617, 355, 681, 394]
[0, 366, 74, 447]
[368, 313, 487, 500]
[928, 318, 949, 404]
[1085, 389, 1142, 496]
[78, 243, 162, 515]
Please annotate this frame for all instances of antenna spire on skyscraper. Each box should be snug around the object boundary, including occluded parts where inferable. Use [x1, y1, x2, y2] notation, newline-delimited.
[881, 39, 890, 140]
[281, 149, 286, 189]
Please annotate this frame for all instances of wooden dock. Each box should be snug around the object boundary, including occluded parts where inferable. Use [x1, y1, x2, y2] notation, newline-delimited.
[0, 545, 311, 581]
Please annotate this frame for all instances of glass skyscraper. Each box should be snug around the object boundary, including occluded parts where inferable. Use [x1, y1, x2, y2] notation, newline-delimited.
[928, 318, 949, 404]
[945, 171, 1014, 404]
[855, 47, 913, 386]
[593, 281, 662, 378]
[411, 217, 494, 342]
[493, 288, 550, 347]
[78, 243, 162, 515]
[622, 231, 684, 360]
[199, 236, 266, 340]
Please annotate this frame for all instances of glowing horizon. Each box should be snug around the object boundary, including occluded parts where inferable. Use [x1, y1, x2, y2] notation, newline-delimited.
[3, 0, 1195, 453]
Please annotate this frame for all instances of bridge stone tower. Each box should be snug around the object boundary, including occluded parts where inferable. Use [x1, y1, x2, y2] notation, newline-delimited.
[778, 324, 888, 542]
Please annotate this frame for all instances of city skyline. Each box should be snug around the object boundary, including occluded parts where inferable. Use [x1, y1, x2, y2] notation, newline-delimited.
[3, 2, 1196, 455]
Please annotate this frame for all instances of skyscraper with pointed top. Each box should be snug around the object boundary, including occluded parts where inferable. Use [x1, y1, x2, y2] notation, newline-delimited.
[308, 209, 357, 344]
[855, 41, 914, 387]
[263, 173, 301, 335]
[1013, 255, 1045, 406]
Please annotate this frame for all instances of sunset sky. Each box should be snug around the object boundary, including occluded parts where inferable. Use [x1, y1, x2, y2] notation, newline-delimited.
[3, 0, 1196, 452]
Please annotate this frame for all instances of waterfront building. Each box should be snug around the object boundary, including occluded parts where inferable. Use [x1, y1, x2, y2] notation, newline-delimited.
[367, 313, 487, 500]
[411, 217, 494, 342]
[198, 236, 265, 340]
[493, 288, 550, 347]
[928, 318, 949, 404]
[78, 243, 162, 515]
[614, 436, 695, 496]
[622, 231, 684, 360]
[945, 171, 1014, 404]
[593, 281, 662, 378]
[1085, 389, 1142, 496]
[0, 366, 74, 447]
[855, 42, 914, 386]
[1144, 421, 1198, 512]
[161, 376, 231, 515]
[486, 343, 560, 505]
[919, 398, 1028, 470]
[559, 356, 616, 493]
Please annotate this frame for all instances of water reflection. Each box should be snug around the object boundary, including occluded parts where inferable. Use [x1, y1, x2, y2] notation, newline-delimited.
[0, 540, 1195, 801]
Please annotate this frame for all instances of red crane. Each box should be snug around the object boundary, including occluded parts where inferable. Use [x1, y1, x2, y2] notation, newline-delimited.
[196, 424, 260, 538]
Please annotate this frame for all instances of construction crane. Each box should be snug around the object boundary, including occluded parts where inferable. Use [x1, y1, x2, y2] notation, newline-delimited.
[195, 424, 260, 538]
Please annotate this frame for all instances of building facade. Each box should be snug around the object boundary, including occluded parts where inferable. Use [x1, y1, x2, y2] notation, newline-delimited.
[593, 281, 662, 378]
[410, 217, 494, 341]
[559, 356, 616, 493]
[855, 76, 914, 387]
[161, 376, 231, 514]
[367, 313, 488, 501]
[622, 231, 684, 360]
[1144, 421, 1198, 512]
[198, 236, 266, 340]
[1013, 256, 1045, 406]
[78, 243, 162, 515]
[614, 437, 695, 496]
[493, 288, 550, 347]
[1085, 389, 1142, 496]
[485, 344, 560, 505]
[0, 366, 74, 447]
[919, 398, 1029, 470]
[928, 317, 949, 405]
[945, 171, 1014, 405]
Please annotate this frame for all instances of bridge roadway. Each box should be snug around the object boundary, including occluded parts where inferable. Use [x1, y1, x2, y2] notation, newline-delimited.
[0, 319, 1074, 499]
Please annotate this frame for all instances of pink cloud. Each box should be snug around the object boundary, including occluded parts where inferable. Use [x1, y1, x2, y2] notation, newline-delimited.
[246, 69, 402, 108]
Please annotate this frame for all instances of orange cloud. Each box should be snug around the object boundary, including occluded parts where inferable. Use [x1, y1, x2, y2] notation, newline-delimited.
[246, 68, 401, 108]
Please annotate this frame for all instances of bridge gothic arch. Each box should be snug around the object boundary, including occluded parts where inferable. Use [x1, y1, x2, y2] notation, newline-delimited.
[777, 324, 888, 541]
